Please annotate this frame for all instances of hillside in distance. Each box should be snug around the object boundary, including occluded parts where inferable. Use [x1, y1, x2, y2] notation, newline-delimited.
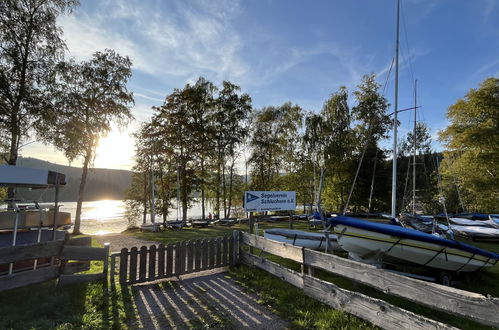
[14, 157, 132, 202]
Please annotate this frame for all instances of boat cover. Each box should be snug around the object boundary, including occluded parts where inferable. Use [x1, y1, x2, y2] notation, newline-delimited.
[0, 165, 66, 188]
[328, 216, 499, 260]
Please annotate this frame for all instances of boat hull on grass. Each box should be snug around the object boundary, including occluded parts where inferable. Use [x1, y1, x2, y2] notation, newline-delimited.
[264, 228, 342, 251]
[330, 216, 498, 272]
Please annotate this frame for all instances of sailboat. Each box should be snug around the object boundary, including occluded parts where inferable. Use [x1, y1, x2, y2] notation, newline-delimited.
[329, 0, 499, 276]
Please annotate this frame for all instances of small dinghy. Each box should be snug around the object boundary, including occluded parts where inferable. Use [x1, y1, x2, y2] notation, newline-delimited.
[329, 216, 499, 272]
[264, 228, 342, 251]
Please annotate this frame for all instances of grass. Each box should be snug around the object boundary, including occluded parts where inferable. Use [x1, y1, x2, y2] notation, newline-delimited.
[131, 219, 499, 329]
[0, 236, 134, 330]
[228, 264, 377, 329]
[2, 220, 499, 329]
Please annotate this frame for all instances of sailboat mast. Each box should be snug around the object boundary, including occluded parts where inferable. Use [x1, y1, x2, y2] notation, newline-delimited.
[391, 0, 400, 218]
[413, 80, 417, 215]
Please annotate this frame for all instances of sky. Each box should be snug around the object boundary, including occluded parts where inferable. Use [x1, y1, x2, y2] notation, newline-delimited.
[22, 0, 499, 171]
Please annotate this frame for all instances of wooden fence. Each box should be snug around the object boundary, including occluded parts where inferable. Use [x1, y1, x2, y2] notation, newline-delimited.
[239, 231, 499, 329]
[0, 235, 109, 291]
[112, 232, 239, 285]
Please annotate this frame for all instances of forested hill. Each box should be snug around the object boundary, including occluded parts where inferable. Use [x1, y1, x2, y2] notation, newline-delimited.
[14, 157, 132, 202]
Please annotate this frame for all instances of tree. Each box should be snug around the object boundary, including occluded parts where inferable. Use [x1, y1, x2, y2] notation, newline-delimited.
[439, 77, 499, 212]
[348, 74, 391, 212]
[209, 81, 251, 218]
[0, 0, 78, 165]
[38, 49, 134, 234]
[249, 102, 303, 190]
[307, 87, 354, 212]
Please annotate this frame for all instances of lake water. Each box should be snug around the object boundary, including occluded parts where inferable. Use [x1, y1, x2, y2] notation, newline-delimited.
[59, 200, 211, 235]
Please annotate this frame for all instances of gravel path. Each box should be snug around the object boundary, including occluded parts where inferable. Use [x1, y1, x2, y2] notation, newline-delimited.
[93, 233, 160, 253]
[130, 270, 289, 329]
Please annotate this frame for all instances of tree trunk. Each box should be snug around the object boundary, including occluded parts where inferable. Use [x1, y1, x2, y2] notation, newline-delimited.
[73, 148, 92, 235]
[215, 156, 221, 218]
[222, 156, 227, 218]
[201, 158, 206, 220]
[181, 159, 187, 222]
[227, 158, 235, 218]
[142, 171, 148, 225]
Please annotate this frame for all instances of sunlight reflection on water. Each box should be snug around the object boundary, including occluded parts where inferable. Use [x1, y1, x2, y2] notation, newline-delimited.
[59, 200, 208, 235]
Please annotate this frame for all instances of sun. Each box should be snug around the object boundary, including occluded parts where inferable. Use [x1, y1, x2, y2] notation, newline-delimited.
[93, 128, 135, 170]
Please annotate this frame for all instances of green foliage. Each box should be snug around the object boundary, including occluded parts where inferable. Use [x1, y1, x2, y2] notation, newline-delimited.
[38, 49, 134, 233]
[0, 0, 78, 165]
[439, 77, 499, 212]
[249, 102, 303, 190]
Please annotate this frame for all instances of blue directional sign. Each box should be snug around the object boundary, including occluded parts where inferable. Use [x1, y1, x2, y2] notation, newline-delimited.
[244, 191, 296, 212]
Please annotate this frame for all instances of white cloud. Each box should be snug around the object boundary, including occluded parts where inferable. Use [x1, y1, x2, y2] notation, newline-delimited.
[59, 0, 248, 82]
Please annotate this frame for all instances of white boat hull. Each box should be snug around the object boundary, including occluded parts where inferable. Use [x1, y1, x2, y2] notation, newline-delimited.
[334, 224, 497, 272]
[264, 229, 342, 251]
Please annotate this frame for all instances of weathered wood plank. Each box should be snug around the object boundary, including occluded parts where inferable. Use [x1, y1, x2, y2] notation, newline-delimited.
[232, 230, 239, 265]
[119, 248, 128, 285]
[63, 261, 90, 274]
[241, 232, 303, 263]
[102, 243, 110, 278]
[66, 236, 92, 246]
[201, 239, 208, 270]
[304, 248, 499, 327]
[129, 247, 138, 284]
[158, 244, 165, 278]
[228, 233, 234, 266]
[166, 244, 173, 277]
[216, 238, 222, 267]
[148, 245, 156, 281]
[303, 275, 455, 330]
[59, 273, 105, 286]
[222, 236, 228, 266]
[139, 246, 147, 282]
[174, 244, 181, 276]
[194, 240, 201, 271]
[61, 246, 107, 261]
[110, 254, 116, 283]
[0, 265, 59, 292]
[186, 241, 193, 273]
[207, 239, 214, 270]
[0, 240, 64, 264]
[240, 251, 304, 289]
[180, 242, 186, 274]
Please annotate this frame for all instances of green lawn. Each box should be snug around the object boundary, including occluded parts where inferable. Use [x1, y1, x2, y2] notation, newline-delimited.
[1, 220, 498, 329]
[131, 220, 499, 329]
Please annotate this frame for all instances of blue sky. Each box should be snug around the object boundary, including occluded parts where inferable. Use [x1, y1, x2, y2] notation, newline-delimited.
[22, 0, 499, 170]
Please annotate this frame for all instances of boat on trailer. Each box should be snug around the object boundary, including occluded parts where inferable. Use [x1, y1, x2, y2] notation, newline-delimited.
[329, 216, 499, 273]
[0, 165, 70, 275]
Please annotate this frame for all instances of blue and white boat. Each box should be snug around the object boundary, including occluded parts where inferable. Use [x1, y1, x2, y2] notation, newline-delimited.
[329, 216, 499, 272]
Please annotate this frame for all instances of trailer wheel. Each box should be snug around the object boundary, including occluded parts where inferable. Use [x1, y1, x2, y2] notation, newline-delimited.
[439, 272, 452, 286]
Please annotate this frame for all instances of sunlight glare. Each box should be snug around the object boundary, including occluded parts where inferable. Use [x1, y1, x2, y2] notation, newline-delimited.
[94, 128, 134, 170]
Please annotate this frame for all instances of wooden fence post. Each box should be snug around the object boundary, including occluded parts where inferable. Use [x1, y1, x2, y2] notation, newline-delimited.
[223, 236, 229, 266]
[166, 244, 173, 277]
[129, 247, 138, 284]
[110, 254, 116, 284]
[103, 243, 110, 278]
[232, 230, 239, 265]
[119, 248, 128, 285]
[148, 245, 156, 281]
[139, 246, 147, 282]
[195, 240, 202, 271]
[158, 244, 165, 278]
[201, 239, 208, 270]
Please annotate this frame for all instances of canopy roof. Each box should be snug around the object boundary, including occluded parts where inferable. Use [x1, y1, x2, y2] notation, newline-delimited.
[0, 165, 66, 188]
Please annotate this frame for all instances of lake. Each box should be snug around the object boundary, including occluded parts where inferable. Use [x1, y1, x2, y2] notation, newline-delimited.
[60, 200, 211, 235]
